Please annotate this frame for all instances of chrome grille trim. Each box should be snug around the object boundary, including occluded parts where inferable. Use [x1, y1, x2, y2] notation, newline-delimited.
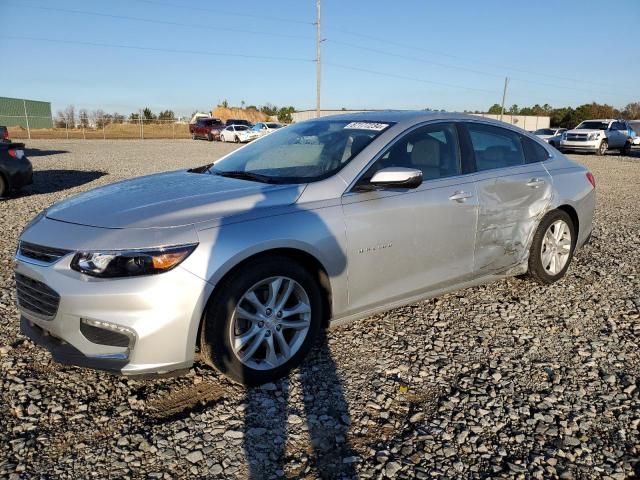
[15, 273, 61, 320]
[18, 242, 72, 264]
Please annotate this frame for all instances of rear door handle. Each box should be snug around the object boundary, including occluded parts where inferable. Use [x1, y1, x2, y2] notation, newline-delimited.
[449, 191, 473, 202]
[526, 178, 546, 188]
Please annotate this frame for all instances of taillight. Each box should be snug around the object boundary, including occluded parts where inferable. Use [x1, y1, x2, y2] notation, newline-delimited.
[586, 172, 595, 188]
[8, 149, 16, 158]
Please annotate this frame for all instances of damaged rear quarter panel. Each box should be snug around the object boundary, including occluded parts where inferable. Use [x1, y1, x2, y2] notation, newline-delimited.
[474, 164, 554, 274]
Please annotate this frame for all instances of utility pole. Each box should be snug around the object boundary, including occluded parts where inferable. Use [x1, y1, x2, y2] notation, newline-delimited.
[315, 0, 321, 118]
[500, 77, 509, 122]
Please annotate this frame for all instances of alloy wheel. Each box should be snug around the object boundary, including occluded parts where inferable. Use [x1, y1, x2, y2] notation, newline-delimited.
[229, 276, 311, 370]
[541, 219, 572, 275]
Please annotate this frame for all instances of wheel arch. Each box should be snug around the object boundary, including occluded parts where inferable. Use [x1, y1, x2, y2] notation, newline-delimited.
[196, 247, 334, 351]
[556, 204, 579, 238]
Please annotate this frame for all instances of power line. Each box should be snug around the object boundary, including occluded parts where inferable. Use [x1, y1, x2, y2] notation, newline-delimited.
[132, 0, 313, 26]
[324, 62, 500, 94]
[0, 35, 315, 63]
[325, 26, 622, 91]
[10, 1, 314, 41]
[325, 39, 610, 96]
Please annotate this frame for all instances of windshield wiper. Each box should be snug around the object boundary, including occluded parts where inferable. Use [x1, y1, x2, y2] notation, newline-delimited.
[211, 169, 277, 184]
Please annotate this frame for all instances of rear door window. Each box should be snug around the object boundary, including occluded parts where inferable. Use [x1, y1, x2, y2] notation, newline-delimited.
[465, 123, 525, 171]
[521, 136, 550, 163]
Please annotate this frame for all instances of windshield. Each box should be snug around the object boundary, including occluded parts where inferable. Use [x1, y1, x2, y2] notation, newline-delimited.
[202, 119, 221, 126]
[209, 119, 392, 183]
[576, 121, 609, 130]
[266, 123, 283, 129]
[234, 125, 249, 131]
[534, 128, 556, 135]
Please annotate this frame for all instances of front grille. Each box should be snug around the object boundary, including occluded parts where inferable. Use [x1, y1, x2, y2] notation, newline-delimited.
[567, 134, 588, 141]
[18, 242, 71, 264]
[15, 273, 61, 319]
[80, 322, 130, 347]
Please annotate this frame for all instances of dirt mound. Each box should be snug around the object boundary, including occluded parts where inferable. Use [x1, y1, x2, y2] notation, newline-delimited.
[211, 107, 270, 123]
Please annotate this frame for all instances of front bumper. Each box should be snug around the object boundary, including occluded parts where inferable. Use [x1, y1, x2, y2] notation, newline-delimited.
[559, 140, 599, 152]
[14, 252, 213, 375]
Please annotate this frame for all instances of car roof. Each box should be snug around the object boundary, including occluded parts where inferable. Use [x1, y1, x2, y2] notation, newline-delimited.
[304, 110, 534, 130]
[581, 119, 616, 122]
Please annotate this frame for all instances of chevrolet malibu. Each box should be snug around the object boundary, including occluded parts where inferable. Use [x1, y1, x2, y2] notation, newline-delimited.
[15, 112, 596, 385]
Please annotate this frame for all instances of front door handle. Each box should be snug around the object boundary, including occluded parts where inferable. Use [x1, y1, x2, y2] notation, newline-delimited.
[449, 191, 473, 202]
[526, 178, 546, 188]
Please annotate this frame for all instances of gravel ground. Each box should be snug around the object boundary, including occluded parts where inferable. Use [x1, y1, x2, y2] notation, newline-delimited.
[1, 140, 639, 479]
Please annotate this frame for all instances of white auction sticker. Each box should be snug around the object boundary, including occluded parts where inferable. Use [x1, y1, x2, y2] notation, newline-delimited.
[344, 122, 389, 131]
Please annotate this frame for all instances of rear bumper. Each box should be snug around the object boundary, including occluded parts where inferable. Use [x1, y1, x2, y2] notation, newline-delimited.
[7, 159, 33, 190]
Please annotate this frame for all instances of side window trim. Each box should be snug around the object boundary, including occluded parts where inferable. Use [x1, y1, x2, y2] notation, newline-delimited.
[347, 121, 465, 193]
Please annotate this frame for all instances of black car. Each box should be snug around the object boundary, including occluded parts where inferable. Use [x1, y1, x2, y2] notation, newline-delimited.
[225, 118, 252, 127]
[0, 142, 32, 197]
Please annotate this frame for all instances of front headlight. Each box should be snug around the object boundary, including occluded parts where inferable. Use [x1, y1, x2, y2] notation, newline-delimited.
[587, 132, 600, 140]
[71, 244, 197, 278]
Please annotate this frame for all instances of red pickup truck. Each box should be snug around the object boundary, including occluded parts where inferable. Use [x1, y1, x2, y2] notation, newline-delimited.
[189, 118, 225, 141]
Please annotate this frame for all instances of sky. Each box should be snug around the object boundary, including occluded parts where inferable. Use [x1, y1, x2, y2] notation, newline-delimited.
[1, 0, 638, 117]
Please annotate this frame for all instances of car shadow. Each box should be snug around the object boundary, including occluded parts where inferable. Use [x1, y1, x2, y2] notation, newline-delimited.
[24, 148, 69, 157]
[200, 180, 356, 478]
[243, 331, 356, 479]
[27, 169, 107, 195]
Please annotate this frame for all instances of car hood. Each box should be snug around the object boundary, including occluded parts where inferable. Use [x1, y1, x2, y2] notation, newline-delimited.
[535, 134, 554, 139]
[46, 170, 305, 229]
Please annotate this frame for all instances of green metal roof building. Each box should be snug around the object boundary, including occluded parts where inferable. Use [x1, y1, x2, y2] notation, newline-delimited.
[0, 96, 53, 129]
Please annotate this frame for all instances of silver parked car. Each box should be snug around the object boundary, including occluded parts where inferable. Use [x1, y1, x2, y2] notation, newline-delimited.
[15, 112, 596, 385]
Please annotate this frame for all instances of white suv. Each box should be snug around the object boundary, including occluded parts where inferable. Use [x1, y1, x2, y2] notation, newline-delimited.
[560, 119, 631, 155]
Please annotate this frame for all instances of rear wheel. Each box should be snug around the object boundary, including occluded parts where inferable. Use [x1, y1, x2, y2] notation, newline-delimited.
[527, 210, 576, 284]
[200, 257, 322, 386]
[207, 133, 213, 142]
[597, 140, 608, 156]
[621, 141, 632, 156]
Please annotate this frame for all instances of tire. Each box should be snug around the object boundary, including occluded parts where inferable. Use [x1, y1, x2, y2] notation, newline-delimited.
[621, 141, 631, 156]
[527, 210, 576, 285]
[220, 134, 226, 142]
[0, 175, 6, 198]
[597, 140, 608, 156]
[234, 136, 240, 143]
[207, 133, 213, 142]
[200, 257, 323, 386]
[191, 133, 196, 140]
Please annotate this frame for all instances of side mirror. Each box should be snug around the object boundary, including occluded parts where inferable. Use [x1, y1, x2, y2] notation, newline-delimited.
[369, 167, 423, 189]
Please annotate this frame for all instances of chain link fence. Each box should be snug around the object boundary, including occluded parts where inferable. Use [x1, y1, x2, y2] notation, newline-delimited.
[2, 115, 193, 140]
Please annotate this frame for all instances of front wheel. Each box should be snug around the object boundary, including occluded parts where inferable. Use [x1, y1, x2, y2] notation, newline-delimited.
[191, 133, 196, 140]
[207, 133, 213, 142]
[527, 210, 576, 284]
[220, 134, 226, 142]
[597, 140, 608, 156]
[234, 136, 240, 143]
[200, 257, 322, 386]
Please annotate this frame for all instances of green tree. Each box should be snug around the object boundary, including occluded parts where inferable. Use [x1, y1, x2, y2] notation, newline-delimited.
[487, 104, 502, 114]
[508, 104, 519, 114]
[622, 102, 640, 120]
[260, 103, 278, 117]
[158, 110, 175, 121]
[142, 108, 156, 122]
[277, 106, 295, 123]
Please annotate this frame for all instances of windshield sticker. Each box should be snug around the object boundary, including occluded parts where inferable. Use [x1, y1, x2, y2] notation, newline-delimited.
[344, 122, 389, 131]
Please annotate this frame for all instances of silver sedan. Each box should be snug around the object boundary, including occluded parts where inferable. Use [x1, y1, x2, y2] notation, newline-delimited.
[14, 112, 596, 385]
